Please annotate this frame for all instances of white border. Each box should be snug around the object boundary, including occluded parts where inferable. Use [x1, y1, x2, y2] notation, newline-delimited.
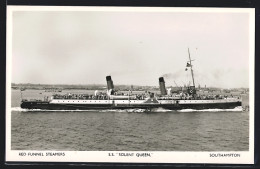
[6, 6, 255, 164]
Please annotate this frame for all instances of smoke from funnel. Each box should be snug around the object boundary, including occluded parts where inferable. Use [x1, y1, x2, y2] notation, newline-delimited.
[106, 76, 114, 90]
[167, 88, 172, 95]
[159, 77, 167, 95]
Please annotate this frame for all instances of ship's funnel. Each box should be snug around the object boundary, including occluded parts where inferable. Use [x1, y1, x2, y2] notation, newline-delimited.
[159, 77, 167, 95]
[106, 76, 114, 90]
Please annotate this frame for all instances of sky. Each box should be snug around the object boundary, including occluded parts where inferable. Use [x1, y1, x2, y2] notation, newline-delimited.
[10, 7, 252, 88]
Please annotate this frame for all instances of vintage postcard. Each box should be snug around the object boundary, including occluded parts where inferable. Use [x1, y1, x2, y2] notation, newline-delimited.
[6, 6, 255, 164]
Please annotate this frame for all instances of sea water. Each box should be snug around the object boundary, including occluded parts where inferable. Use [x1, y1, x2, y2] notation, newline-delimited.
[10, 89, 249, 151]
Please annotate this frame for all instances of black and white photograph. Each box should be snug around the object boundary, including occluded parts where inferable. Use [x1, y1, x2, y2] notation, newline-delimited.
[6, 6, 254, 164]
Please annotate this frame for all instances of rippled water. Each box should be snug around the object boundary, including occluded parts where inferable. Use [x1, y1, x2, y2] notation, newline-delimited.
[10, 89, 249, 151]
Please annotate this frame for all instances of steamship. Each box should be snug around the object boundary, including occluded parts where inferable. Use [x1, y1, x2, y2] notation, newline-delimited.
[20, 49, 242, 111]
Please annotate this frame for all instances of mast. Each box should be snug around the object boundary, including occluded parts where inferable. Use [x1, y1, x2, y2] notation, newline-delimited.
[188, 48, 195, 87]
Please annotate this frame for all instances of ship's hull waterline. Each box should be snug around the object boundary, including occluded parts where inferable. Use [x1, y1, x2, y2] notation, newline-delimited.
[21, 99, 242, 110]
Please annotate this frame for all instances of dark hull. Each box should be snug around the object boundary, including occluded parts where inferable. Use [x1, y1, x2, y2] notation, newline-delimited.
[21, 101, 242, 110]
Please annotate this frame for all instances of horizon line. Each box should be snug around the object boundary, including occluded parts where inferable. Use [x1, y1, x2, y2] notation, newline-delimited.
[11, 82, 249, 89]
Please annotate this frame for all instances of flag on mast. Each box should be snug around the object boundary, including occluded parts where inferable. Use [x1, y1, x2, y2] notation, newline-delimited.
[186, 62, 191, 67]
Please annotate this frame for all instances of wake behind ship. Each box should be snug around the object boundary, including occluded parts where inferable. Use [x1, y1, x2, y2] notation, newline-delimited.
[20, 50, 242, 111]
